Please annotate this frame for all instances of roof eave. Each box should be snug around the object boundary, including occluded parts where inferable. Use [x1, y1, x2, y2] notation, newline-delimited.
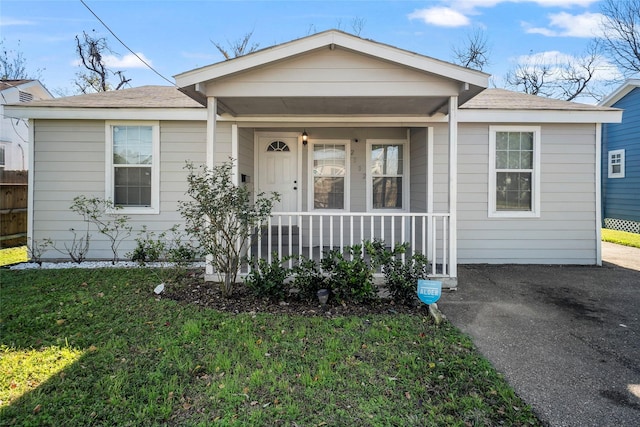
[4, 105, 207, 121]
[459, 108, 623, 123]
[599, 78, 640, 107]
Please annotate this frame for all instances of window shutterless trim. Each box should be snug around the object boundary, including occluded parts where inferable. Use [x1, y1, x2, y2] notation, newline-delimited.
[488, 126, 541, 218]
[366, 139, 410, 212]
[105, 121, 160, 214]
[307, 139, 350, 212]
[608, 149, 625, 178]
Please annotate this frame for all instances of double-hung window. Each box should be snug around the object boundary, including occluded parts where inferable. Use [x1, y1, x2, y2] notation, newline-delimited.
[311, 141, 349, 210]
[106, 122, 159, 214]
[367, 140, 407, 210]
[608, 149, 625, 178]
[489, 126, 540, 217]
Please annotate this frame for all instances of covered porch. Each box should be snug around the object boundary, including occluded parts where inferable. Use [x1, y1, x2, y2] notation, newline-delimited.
[175, 30, 490, 287]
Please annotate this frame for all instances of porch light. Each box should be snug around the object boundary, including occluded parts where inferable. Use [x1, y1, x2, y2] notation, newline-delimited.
[302, 130, 308, 146]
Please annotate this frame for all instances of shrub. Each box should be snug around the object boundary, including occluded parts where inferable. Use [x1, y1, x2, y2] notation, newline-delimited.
[179, 160, 279, 297]
[245, 255, 291, 301]
[321, 245, 377, 304]
[382, 252, 430, 306]
[291, 256, 327, 302]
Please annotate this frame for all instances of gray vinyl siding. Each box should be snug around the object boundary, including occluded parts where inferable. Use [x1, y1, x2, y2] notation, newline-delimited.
[432, 124, 451, 213]
[214, 122, 232, 164]
[457, 123, 598, 264]
[409, 127, 427, 213]
[32, 119, 206, 260]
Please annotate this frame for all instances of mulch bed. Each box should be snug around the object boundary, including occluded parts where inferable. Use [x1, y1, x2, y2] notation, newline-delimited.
[163, 271, 429, 318]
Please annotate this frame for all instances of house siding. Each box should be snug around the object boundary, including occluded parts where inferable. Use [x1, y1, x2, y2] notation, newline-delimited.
[32, 119, 206, 260]
[457, 123, 598, 264]
[602, 87, 640, 228]
[409, 127, 428, 213]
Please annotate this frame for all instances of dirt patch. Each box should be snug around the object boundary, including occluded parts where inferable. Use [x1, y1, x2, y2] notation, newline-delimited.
[162, 271, 428, 318]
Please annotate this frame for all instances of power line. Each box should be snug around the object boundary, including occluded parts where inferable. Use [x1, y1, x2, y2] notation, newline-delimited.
[79, 0, 177, 87]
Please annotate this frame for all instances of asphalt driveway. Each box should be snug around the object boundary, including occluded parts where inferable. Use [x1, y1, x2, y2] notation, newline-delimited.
[439, 242, 640, 427]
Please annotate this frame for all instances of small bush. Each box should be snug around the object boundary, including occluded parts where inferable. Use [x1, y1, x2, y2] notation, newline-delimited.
[245, 255, 291, 301]
[321, 245, 377, 304]
[383, 253, 430, 305]
[291, 256, 327, 302]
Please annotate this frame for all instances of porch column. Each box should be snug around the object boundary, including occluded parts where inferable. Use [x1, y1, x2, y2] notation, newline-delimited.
[206, 97, 217, 278]
[448, 96, 458, 278]
[231, 123, 239, 185]
[206, 97, 217, 168]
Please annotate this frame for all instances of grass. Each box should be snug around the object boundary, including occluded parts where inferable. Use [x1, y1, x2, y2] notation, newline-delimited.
[0, 246, 28, 267]
[602, 228, 640, 248]
[0, 268, 541, 426]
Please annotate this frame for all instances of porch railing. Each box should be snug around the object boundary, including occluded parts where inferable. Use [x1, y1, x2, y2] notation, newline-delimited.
[242, 212, 451, 278]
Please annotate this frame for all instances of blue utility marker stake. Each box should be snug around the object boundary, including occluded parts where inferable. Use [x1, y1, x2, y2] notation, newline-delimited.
[417, 279, 442, 305]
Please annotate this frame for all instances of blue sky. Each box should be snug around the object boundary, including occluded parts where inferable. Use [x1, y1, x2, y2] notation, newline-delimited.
[0, 0, 618, 100]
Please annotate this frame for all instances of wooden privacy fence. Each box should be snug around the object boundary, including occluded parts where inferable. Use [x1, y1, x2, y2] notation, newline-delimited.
[1, 170, 28, 248]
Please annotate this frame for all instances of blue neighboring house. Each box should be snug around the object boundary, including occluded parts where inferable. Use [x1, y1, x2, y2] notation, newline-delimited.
[600, 79, 640, 233]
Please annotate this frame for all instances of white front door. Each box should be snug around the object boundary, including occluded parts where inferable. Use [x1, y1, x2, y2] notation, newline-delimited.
[257, 135, 298, 213]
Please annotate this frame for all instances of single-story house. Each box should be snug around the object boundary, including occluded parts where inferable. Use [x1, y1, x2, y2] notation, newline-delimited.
[6, 30, 622, 286]
[599, 79, 640, 233]
[1, 79, 53, 170]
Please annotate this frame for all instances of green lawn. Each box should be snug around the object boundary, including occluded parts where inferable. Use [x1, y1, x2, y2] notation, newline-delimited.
[602, 228, 640, 248]
[0, 268, 541, 426]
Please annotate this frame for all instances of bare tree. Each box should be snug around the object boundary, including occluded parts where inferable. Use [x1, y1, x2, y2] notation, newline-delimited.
[452, 28, 490, 71]
[212, 30, 260, 60]
[600, 0, 640, 77]
[505, 45, 605, 102]
[74, 30, 130, 93]
[0, 40, 42, 80]
[350, 17, 366, 36]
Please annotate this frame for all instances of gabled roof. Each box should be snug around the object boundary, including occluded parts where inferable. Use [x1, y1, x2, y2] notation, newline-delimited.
[599, 79, 640, 107]
[0, 79, 53, 100]
[175, 29, 489, 89]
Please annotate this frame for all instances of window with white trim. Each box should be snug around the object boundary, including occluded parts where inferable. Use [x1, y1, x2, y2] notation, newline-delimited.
[106, 122, 160, 213]
[608, 149, 625, 178]
[489, 126, 540, 217]
[311, 141, 349, 210]
[368, 141, 407, 210]
[0, 145, 5, 169]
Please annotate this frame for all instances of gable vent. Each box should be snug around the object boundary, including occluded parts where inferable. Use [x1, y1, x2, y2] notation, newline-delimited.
[19, 91, 33, 103]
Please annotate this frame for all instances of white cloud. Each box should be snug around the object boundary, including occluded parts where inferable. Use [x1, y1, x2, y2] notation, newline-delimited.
[408, 0, 600, 29]
[0, 17, 36, 27]
[71, 53, 153, 69]
[408, 7, 470, 27]
[524, 12, 605, 37]
[103, 53, 152, 69]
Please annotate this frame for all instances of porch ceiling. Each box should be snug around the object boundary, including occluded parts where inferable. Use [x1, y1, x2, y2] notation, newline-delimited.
[214, 95, 451, 116]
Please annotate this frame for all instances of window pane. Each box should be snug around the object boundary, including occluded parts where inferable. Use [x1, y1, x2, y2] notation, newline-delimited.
[496, 172, 532, 211]
[612, 164, 621, 174]
[113, 126, 153, 165]
[496, 150, 508, 169]
[314, 177, 344, 209]
[520, 151, 532, 169]
[373, 177, 402, 209]
[508, 132, 521, 150]
[371, 144, 403, 175]
[520, 132, 533, 150]
[114, 166, 152, 206]
[496, 132, 509, 150]
[313, 144, 345, 176]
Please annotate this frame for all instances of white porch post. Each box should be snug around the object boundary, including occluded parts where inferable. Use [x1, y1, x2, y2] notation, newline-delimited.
[448, 96, 458, 278]
[206, 97, 217, 167]
[231, 123, 239, 185]
[426, 127, 434, 262]
[205, 97, 217, 277]
[595, 123, 602, 266]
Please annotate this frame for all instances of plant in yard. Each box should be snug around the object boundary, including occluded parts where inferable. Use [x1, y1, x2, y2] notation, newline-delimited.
[179, 160, 280, 297]
[321, 244, 378, 304]
[25, 237, 53, 266]
[60, 227, 91, 263]
[127, 224, 200, 284]
[291, 256, 327, 302]
[69, 196, 132, 264]
[382, 252, 431, 305]
[244, 254, 292, 301]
